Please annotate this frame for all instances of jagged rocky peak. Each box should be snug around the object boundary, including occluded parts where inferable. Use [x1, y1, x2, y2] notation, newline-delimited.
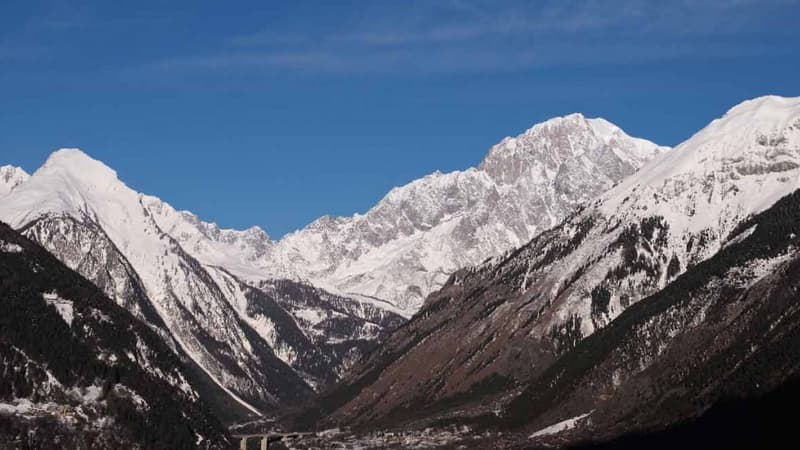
[0, 164, 29, 195]
[478, 113, 668, 185]
[143, 195, 271, 241]
[240, 225, 270, 240]
[266, 113, 669, 314]
[372, 168, 493, 230]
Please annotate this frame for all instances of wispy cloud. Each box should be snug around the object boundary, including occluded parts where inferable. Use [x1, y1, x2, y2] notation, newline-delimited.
[133, 0, 800, 77]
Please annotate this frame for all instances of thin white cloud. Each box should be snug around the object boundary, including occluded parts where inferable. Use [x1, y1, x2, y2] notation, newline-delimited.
[133, 0, 800, 77]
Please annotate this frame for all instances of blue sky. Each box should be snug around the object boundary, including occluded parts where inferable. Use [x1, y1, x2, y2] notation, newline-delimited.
[1, 0, 798, 237]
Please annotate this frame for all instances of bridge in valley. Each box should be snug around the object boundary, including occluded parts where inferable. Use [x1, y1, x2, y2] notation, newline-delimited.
[232, 432, 310, 449]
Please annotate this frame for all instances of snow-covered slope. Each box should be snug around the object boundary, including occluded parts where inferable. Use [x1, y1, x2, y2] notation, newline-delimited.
[505, 95, 800, 340]
[257, 114, 667, 314]
[0, 149, 403, 420]
[310, 95, 800, 429]
[142, 196, 273, 281]
[0, 165, 28, 196]
[603, 95, 800, 224]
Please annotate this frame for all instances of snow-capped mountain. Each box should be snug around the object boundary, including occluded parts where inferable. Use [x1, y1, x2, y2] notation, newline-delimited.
[303, 96, 800, 437]
[93, 115, 666, 318]
[256, 114, 667, 314]
[0, 149, 404, 420]
[0, 165, 28, 196]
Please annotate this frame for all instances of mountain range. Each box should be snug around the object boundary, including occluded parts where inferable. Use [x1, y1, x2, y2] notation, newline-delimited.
[0, 112, 663, 426]
[3, 95, 800, 449]
[296, 95, 800, 448]
[261, 114, 667, 313]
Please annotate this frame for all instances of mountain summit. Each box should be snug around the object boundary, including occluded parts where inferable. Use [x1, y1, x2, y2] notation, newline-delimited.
[479, 113, 662, 184]
[263, 113, 668, 313]
[1, 149, 125, 227]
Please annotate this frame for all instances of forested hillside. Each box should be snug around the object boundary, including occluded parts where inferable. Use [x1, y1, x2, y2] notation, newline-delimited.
[0, 222, 229, 449]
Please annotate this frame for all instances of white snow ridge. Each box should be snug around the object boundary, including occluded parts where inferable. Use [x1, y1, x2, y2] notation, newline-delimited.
[530, 412, 594, 438]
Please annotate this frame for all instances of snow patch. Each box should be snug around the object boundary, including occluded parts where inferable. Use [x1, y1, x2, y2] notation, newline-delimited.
[530, 411, 593, 438]
[0, 399, 35, 416]
[43, 291, 74, 326]
[724, 224, 757, 249]
[0, 240, 23, 253]
[67, 385, 105, 404]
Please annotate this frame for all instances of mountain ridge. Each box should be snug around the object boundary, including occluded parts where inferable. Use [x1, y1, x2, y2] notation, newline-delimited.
[295, 95, 800, 440]
[0, 149, 405, 421]
[2, 95, 798, 447]
[0, 112, 667, 319]
[263, 112, 669, 313]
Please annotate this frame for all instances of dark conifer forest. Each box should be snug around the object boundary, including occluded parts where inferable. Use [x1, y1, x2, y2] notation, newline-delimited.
[0, 222, 229, 449]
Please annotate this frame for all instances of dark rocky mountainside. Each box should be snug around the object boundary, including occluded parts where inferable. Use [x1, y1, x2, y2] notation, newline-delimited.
[509, 187, 800, 444]
[563, 374, 800, 450]
[293, 186, 800, 449]
[0, 222, 230, 449]
[291, 96, 800, 448]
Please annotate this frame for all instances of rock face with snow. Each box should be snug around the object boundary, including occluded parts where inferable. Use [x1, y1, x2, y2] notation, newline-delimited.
[299, 96, 800, 441]
[93, 115, 665, 318]
[508, 188, 800, 446]
[0, 165, 28, 196]
[0, 221, 230, 449]
[257, 114, 667, 314]
[0, 149, 404, 420]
